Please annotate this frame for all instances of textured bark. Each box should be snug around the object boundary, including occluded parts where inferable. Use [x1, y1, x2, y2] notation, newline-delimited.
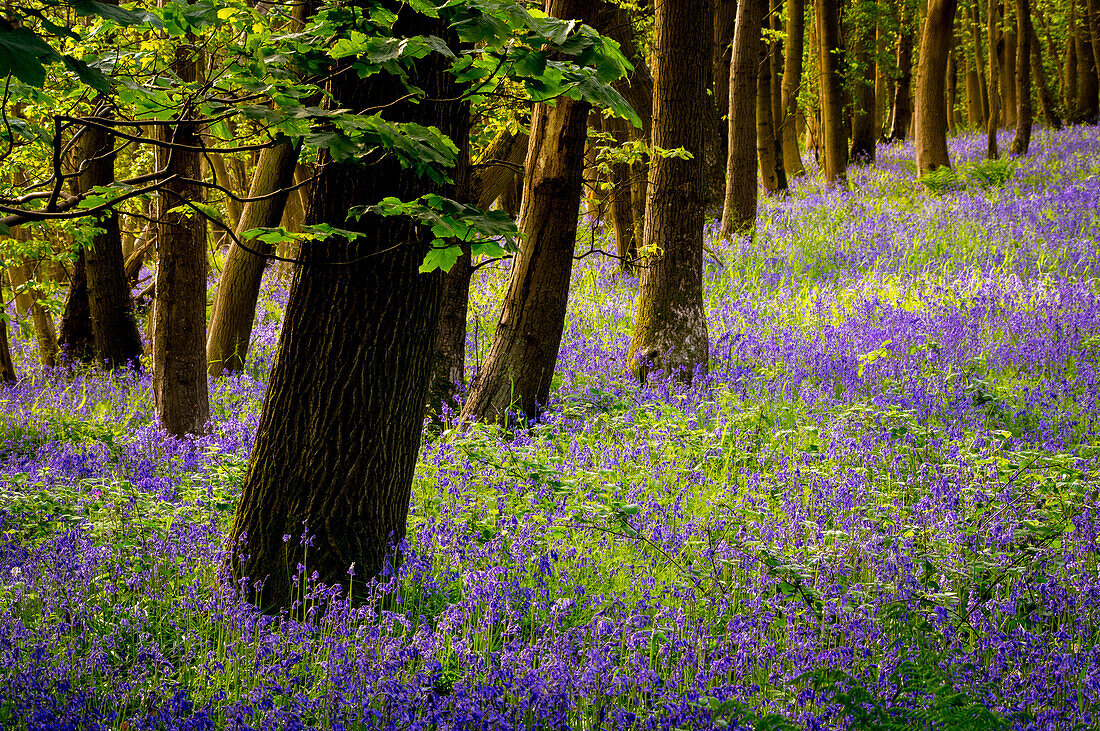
[0, 307, 15, 384]
[1066, 6, 1080, 116]
[604, 112, 638, 268]
[889, 12, 915, 141]
[459, 0, 597, 424]
[206, 138, 299, 377]
[1002, 17, 1018, 127]
[471, 127, 529, 210]
[757, 36, 784, 192]
[229, 6, 462, 609]
[8, 259, 59, 368]
[79, 118, 144, 369]
[947, 34, 960, 133]
[1077, 0, 1100, 122]
[714, 0, 738, 137]
[916, 0, 959, 172]
[987, 0, 1001, 157]
[780, 0, 806, 176]
[1090, 0, 1100, 93]
[1029, 16, 1062, 128]
[153, 34, 209, 436]
[966, 59, 984, 125]
[59, 250, 95, 363]
[969, 0, 990, 124]
[628, 0, 709, 382]
[768, 0, 788, 191]
[816, 0, 847, 181]
[720, 0, 766, 235]
[1010, 0, 1032, 155]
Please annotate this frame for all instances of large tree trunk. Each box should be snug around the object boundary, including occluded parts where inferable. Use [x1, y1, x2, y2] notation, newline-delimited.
[817, 0, 847, 181]
[229, 7, 463, 609]
[153, 35, 209, 436]
[1066, 4, 1080, 117]
[1001, 13, 1019, 127]
[628, 0, 709, 382]
[987, 0, 1001, 157]
[780, 0, 806, 176]
[79, 117, 144, 369]
[471, 127, 529, 210]
[916, 0, 959, 172]
[969, 0, 990, 125]
[0, 299, 15, 384]
[459, 0, 597, 424]
[206, 138, 299, 377]
[720, 0, 766, 235]
[59, 250, 95, 363]
[1088, 0, 1100, 104]
[966, 56, 984, 125]
[1010, 0, 1032, 154]
[1077, 0, 1100, 122]
[757, 36, 784, 193]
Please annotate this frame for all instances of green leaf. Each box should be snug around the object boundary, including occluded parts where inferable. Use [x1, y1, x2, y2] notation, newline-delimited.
[0, 24, 60, 87]
[62, 55, 111, 94]
[68, 0, 163, 27]
[419, 242, 463, 273]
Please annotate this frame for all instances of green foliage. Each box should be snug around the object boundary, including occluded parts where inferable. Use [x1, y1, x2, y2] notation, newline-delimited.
[919, 158, 1017, 194]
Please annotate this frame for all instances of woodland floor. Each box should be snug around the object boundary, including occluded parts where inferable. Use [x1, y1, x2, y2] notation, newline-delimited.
[1, 127, 1100, 729]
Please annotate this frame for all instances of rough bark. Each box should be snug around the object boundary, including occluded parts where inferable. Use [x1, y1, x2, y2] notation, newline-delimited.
[1010, 0, 1032, 155]
[816, 0, 847, 181]
[757, 33, 785, 192]
[0, 306, 15, 383]
[459, 0, 597, 424]
[627, 0, 709, 382]
[153, 33, 210, 436]
[947, 33, 960, 133]
[1077, 0, 1100, 122]
[79, 117, 144, 369]
[780, 0, 806, 176]
[720, 0, 766, 235]
[206, 138, 299, 377]
[1065, 5, 1080, 116]
[229, 6, 462, 609]
[768, 0, 789, 191]
[849, 9, 877, 164]
[471, 127, 529, 210]
[8, 260, 59, 369]
[969, 0, 990, 124]
[1001, 16, 1018, 127]
[916, 0, 959, 172]
[966, 57, 984, 125]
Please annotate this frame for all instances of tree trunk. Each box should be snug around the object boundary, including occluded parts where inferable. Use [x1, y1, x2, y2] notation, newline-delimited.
[987, 0, 1001, 157]
[1001, 12, 1018, 127]
[0, 304, 15, 384]
[1066, 4, 1080, 117]
[1029, 15, 1062, 128]
[966, 56, 984, 125]
[757, 35, 784, 192]
[1077, 0, 1100, 122]
[889, 11, 915, 141]
[471, 127, 529, 210]
[947, 32, 960, 133]
[153, 34, 209, 436]
[229, 7, 463, 609]
[459, 0, 597, 424]
[780, 0, 806, 176]
[59, 250, 95, 363]
[604, 113, 638, 268]
[1010, 0, 1032, 155]
[969, 0, 990, 124]
[849, 8, 877, 163]
[1088, 0, 1100, 99]
[628, 0, 709, 382]
[206, 138, 299, 377]
[79, 117, 144, 369]
[916, 0, 959, 172]
[720, 0, 766, 235]
[816, 0, 847, 181]
[8, 260, 59, 368]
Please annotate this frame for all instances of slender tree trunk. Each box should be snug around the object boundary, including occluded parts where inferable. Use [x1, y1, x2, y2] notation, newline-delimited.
[969, 0, 990, 124]
[1002, 9, 1019, 127]
[0, 302, 15, 383]
[1066, 2, 1080, 117]
[780, 0, 806, 176]
[916, 0, 959, 172]
[8, 260, 59, 368]
[1088, 0, 1100, 97]
[1077, 0, 1100, 121]
[758, 36, 784, 192]
[471, 127, 529, 210]
[947, 32, 960, 133]
[79, 117, 144, 369]
[816, 0, 847, 180]
[721, 0, 767, 235]
[459, 0, 597, 423]
[1010, 0, 1032, 154]
[153, 34, 209, 436]
[966, 55, 984, 125]
[1029, 15, 1062, 128]
[604, 113, 638, 268]
[987, 0, 1001, 157]
[850, 8, 877, 163]
[229, 7, 463, 609]
[59, 250, 95, 363]
[628, 0, 709, 382]
[206, 138, 299, 377]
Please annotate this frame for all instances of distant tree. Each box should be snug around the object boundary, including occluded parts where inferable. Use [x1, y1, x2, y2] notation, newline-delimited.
[986, 0, 1001, 158]
[915, 0, 959, 171]
[779, 0, 806, 176]
[629, 0, 709, 382]
[1010, 0, 1033, 155]
[720, 0, 766, 235]
[849, 1, 878, 164]
[816, 0, 848, 182]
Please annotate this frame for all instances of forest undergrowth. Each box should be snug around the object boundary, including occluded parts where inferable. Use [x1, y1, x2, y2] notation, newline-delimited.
[1, 127, 1099, 729]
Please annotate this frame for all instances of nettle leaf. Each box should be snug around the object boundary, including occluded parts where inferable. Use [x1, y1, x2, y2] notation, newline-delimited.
[0, 24, 60, 87]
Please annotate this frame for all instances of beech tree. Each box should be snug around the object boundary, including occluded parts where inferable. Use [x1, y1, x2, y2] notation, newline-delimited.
[779, 0, 806, 177]
[816, 0, 847, 183]
[1010, 0, 1033, 155]
[628, 0, 709, 381]
[915, 0, 959, 172]
[720, 0, 766, 235]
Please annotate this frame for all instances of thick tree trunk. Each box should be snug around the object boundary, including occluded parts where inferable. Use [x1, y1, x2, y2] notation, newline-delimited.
[229, 8, 463, 609]
[780, 0, 806, 176]
[471, 128, 529, 210]
[0, 305, 15, 384]
[720, 0, 766, 235]
[1077, 0, 1100, 122]
[916, 0, 959, 172]
[59, 250, 95, 363]
[153, 36, 209, 436]
[1010, 0, 1032, 155]
[889, 16, 915, 141]
[987, 0, 1001, 157]
[206, 138, 299, 377]
[816, 0, 847, 181]
[1002, 16, 1019, 127]
[459, 0, 597, 424]
[79, 118, 144, 369]
[1066, 6, 1080, 117]
[628, 0, 709, 382]
[1088, 0, 1100, 101]
[966, 58, 984, 125]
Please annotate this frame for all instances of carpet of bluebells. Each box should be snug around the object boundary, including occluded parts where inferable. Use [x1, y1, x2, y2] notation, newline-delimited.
[2, 127, 1100, 730]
